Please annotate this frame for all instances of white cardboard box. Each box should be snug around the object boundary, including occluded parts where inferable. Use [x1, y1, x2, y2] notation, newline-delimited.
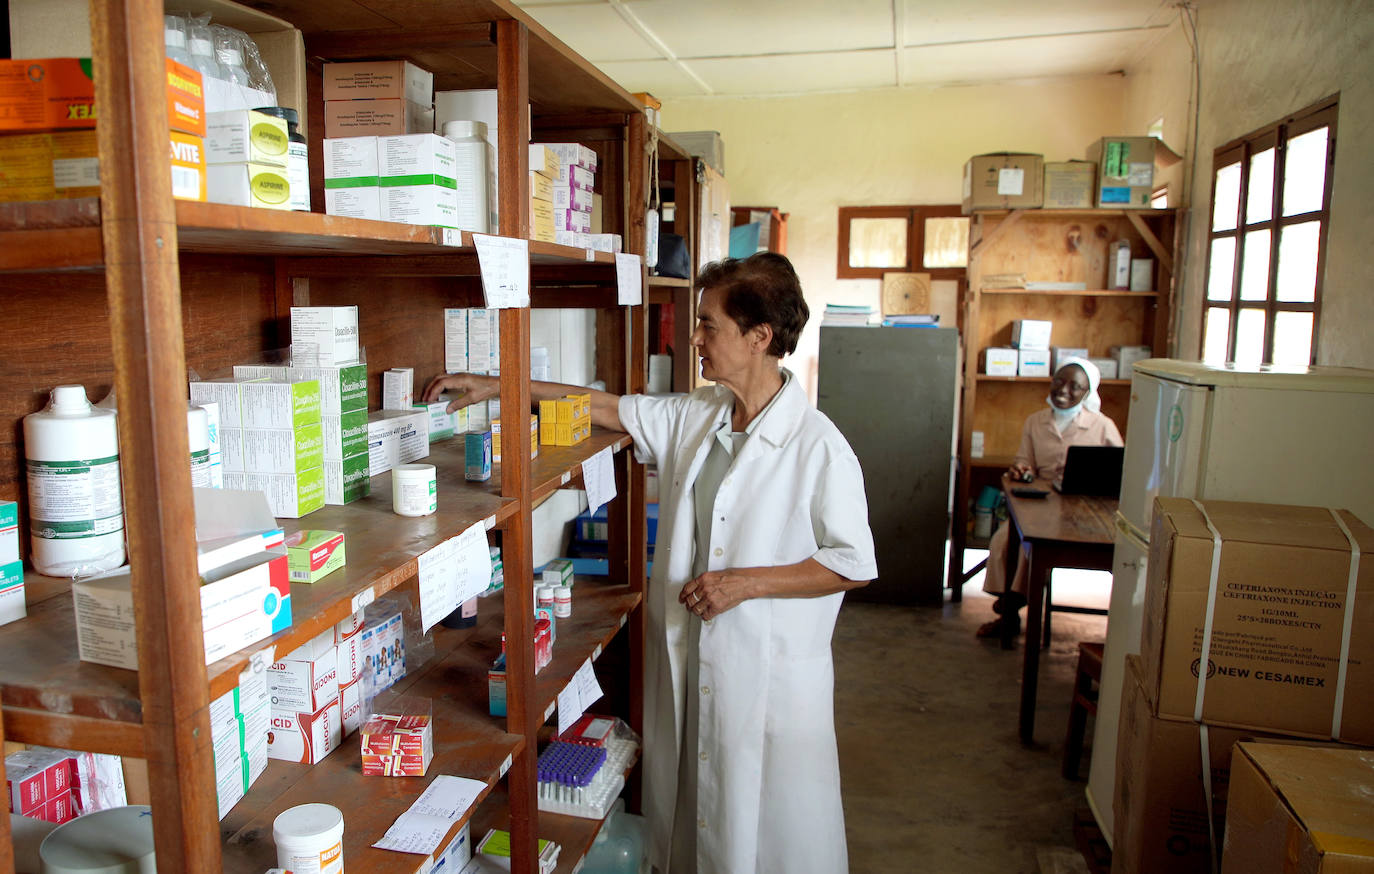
[206, 162, 292, 210]
[267, 696, 341, 764]
[190, 377, 257, 428]
[323, 136, 378, 179]
[553, 208, 591, 232]
[291, 306, 359, 367]
[1111, 345, 1153, 380]
[1, 500, 19, 563]
[240, 379, 321, 431]
[339, 676, 363, 735]
[1017, 347, 1051, 378]
[383, 368, 414, 411]
[335, 632, 364, 685]
[325, 185, 381, 221]
[552, 184, 594, 212]
[381, 183, 458, 226]
[243, 469, 325, 519]
[984, 347, 1018, 376]
[1011, 319, 1053, 349]
[1051, 346, 1090, 371]
[1089, 356, 1119, 380]
[206, 109, 289, 167]
[241, 423, 324, 475]
[378, 133, 456, 179]
[444, 308, 468, 373]
[268, 646, 338, 712]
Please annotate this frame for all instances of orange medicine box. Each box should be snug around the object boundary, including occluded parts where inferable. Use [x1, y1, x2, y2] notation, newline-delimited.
[0, 128, 206, 202]
[0, 58, 205, 137]
[360, 712, 433, 776]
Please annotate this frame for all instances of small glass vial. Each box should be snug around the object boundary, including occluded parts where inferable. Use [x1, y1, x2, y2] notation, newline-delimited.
[255, 106, 310, 211]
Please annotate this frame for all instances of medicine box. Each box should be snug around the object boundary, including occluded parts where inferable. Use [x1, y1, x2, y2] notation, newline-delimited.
[268, 696, 341, 765]
[1010, 319, 1053, 349]
[285, 529, 345, 584]
[465, 430, 493, 481]
[541, 558, 574, 588]
[325, 453, 370, 506]
[1017, 348, 1051, 378]
[323, 60, 433, 104]
[961, 152, 1044, 213]
[281, 364, 367, 417]
[556, 163, 595, 192]
[336, 632, 364, 685]
[379, 133, 456, 179]
[74, 548, 291, 670]
[360, 608, 406, 693]
[554, 208, 591, 232]
[268, 647, 338, 713]
[190, 377, 259, 428]
[444, 308, 469, 372]
[1089, 357, 1119, 380]
[0, 57, 205, 135]
[1042, 161, 1097, 210]
[336, 609, 365, 643]
[243, 468, 326, 519]
[206, 162, 292, 210]
[324, 185, 381, 220]
[241, 423, 324, 475]
[321, 409, 369, 462]
[339, 676, 363, 735]
[291, 306, 360, 368]
[382, 368, 414, 411]
[529, 144, 560, 178]
[529, 171, 554, 203]
[205, 109, 288, 167]
[0, 501, 18, 563]
[0, 564, 19, 629]
[416, 400, 456, 442]
[325, 98, 433, 138]
[360, 712, 434, 776]
[1051, 346, 1090, 371]
[381, 178, 457, 226]
[1130, 258, 1155, 292]
[1111, 345, 1153, 380]
[983, 347, 1018, 377]
[239, 379, 320, 431]
[488, 654, 507, 717]
[323, 136, 378, 180]
[552, 184, 594, 213]
[466, 308, 500, 370]
[538, 142, 598, 172]
[554, 231, 587, 249]
[1088, 136, 1182, 209]
[584, 233, 623, 254]
[367, 413, 400, 477]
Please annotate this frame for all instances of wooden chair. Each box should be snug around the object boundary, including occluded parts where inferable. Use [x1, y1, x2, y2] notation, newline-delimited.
[1063, 641, 1104, 780]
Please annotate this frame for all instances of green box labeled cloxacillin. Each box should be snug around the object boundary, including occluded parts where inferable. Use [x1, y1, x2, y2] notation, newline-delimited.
[286, 530, 346, 583]
[325, 453, 371, 505]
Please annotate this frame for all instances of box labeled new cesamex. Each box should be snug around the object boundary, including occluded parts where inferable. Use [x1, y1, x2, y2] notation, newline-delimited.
[291, 306, 359, 367]
[1140, 499, 1374, 744]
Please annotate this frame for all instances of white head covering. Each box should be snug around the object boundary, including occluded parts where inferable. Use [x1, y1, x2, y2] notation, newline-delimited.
[1047, 356, 1101, 434]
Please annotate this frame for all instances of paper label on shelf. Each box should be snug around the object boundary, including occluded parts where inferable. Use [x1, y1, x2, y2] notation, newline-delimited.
[556, 658, 604, 735]
[615, 252, 643, 305]
[418, 522, 494, 632]
[544, 701, 556, 722]
[592, 643, 602, 660]
[373, 774, 486, 855]
[441, 227, 462, 247]
[585, 249, 596, 261]
[483, 515, 496, 531]
[572, 858, 586, 874]
[351, 586, 376, 613]
[997, 168, 1024, 196]
[499, 754, 512, 778]
[581, 446, 616, 516]
[561, 471, 572, 485]
[472, 234, 530, 308]
[619, 613, 627, 628]
[244, 646, 274, 678]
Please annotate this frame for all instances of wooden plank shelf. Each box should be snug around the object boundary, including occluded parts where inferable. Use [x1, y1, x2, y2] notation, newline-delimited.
[647, 276, 691, 288]
[975, 376, 1131, 386]
[980, 288, 1159, 298]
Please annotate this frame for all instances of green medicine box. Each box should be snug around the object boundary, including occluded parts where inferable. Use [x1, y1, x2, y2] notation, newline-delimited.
[240, 379, 322, 430]
[286, 530, 346, 583]
[540, 558, 574, 588]
[326, 453, 371, 505]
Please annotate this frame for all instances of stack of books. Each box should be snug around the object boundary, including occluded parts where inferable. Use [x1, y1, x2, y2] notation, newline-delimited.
[881, 314, 940, 328]
[821, 303, 876, 326]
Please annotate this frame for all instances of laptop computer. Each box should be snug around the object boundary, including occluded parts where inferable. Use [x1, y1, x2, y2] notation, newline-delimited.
[1053, 445, 1125, 497]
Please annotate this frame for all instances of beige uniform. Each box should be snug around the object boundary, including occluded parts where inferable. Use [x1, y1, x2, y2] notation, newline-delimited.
[982, 408, 1123, 596]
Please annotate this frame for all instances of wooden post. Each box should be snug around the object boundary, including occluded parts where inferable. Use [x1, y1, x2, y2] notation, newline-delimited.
[0, 703, 12, 874]
[496, 18, 537, 874]
[89, 0, 219, 868]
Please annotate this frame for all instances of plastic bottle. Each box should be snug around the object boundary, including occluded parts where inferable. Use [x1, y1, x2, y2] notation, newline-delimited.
[188, 403, 211, 488]
[441, 120, 491, 234]
[256, 106, 310, 211]
[24, 385, 125, 577]
[216, 43, 252, 88]
[164, 15, 194, 67]
[186, 23, 226, 84]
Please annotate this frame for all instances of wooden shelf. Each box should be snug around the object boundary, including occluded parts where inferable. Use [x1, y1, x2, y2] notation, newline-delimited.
[0, 199, 621, 272]
[647, 276, 691, 288]
[980, 288, 1159, 298]
[975, 376, 1131, 386]
[969, 455, 1016, 469]
[970, 208, 1172, 219]
[0, 430, 632, 753]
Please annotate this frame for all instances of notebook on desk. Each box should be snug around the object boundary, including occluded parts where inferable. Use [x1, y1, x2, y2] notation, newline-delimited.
[1053, 445, 1125, 497]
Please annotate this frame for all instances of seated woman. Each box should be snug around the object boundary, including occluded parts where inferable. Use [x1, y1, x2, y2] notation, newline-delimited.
[977, 358, 1123, 638]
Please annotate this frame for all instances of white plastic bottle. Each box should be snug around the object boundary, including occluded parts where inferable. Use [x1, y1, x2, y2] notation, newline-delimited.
[187, 23, 226, 84]
[188, 404, 211, 488]
[442, 120, 491, 234]
[216, 43, 252, 88]
[164, 15, 194, 67]
[24, 385, 125, 577]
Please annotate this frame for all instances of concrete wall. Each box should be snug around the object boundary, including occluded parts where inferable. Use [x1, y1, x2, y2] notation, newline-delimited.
[662, 77, 1130, 395]
[1123, 0, 1374, 366]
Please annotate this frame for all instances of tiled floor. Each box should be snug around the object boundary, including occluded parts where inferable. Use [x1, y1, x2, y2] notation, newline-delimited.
[835, 556, 1111, 874]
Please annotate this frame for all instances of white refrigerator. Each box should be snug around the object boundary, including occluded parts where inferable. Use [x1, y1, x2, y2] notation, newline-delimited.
[1086, 359, 1374, 843]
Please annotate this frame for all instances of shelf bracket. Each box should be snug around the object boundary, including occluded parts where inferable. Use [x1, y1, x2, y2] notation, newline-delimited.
[1126, 212, 1174, 274]
[969, 209, 1025, 258]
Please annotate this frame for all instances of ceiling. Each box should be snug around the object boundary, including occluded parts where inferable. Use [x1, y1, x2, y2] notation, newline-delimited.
[512, 0, 1184, 99]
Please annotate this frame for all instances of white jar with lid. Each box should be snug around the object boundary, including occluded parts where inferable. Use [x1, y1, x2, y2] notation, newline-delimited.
[441, 120, 491, 234]
[536, 585, 555, 609]
[24, 385, 125, 577]
[273, 803, 344, 874]
[39, 804, 155, 873]
[393, 463, 437, 516]
[554, 584, 572, 618]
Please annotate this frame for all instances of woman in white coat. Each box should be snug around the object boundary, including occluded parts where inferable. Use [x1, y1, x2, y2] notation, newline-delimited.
[423, 252, 878, 874]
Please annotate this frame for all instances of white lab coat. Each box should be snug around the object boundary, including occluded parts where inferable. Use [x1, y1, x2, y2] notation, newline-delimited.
[619, 371, 878, 874]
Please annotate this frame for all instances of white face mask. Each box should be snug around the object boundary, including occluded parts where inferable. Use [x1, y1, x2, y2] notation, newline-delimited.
[1048, 396, 1083, 434]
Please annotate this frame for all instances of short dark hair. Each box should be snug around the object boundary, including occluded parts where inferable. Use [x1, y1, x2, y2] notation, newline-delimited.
[696, 252, 810, 357]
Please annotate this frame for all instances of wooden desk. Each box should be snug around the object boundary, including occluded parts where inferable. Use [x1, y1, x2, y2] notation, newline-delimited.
[1001, 478, 1117, 743]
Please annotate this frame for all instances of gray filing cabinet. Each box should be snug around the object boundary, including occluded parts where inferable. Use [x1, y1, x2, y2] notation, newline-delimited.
[817, 326, 960, 605]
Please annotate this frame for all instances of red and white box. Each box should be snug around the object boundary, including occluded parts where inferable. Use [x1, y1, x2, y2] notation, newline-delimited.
[335, 608, 365, 643]
[268, 645, 338, 713]
[5, 749, 76, 815]
[268, 697, 342, 764]
[339, 676, 363, 735]
[360, 712, 433, 776]
[335, 632, 364, 685]
[43, 790, 77, 824]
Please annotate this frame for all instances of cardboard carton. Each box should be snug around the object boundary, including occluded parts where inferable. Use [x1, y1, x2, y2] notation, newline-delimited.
[1141, 499, 1374, 744]
[962, 153, 1044, 213]
[1087, 136, 1181, 209]
[1042, 160, 1096, 209]
[1221, 742, 1374, 873]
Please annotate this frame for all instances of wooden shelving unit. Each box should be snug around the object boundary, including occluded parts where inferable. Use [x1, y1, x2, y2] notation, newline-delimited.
[948, 207, 1179, 596]
[0, 1, 650, 871]
[647, 131, 701, 392]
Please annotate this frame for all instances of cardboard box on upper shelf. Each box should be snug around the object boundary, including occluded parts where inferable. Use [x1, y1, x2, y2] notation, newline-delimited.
[962, 153, 1044, 213]
[1087, 136, 1181, 209]
[1140, 498, 1374, 744]
[8, 0, 307, 126]
[323, 60, 432, 105]
[1042, 161, 1096, 209]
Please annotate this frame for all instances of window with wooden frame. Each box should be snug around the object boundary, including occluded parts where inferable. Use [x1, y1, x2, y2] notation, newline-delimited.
[1201, 95, 1337, 366]
[837, 205, 967, 280]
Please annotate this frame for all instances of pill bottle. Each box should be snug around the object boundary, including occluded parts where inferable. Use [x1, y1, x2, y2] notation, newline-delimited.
[554, 585, 572, 618]
[188, 403, 211, 488]
[273, 803, 344, 874]
[256, 106, 310, 211]
[536, 585, 555, 609]
[441, 120, 491, 234]
[392, 463, 437, 517]
[24, 385, 125, 577]
[39, 804, 155, 873]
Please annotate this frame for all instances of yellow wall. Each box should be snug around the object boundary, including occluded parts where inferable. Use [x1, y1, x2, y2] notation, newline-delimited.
[1122, 0, 1374, 366]
[662, 78, 1129, 394]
